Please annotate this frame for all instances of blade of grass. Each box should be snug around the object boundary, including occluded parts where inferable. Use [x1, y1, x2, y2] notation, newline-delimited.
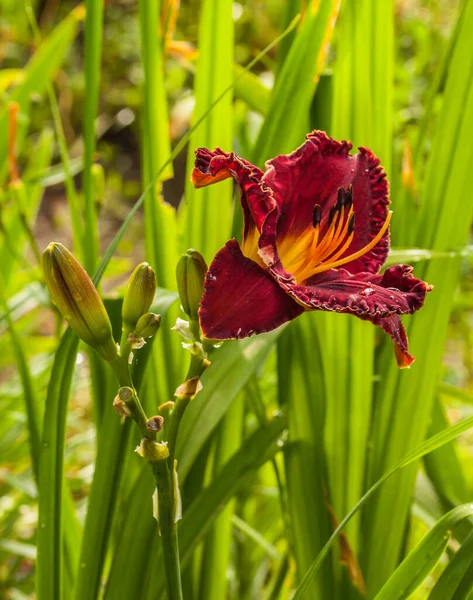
[25, 0, 85, 258]
[293, 413, 473, 599]
[139, 0, 180, 403]
[176, 330, 282, 480]
[198, 397, 244, 600]
[36, 329, 79, 600]
[423, 397, 468, 508]
[363, 1, 473, 591]
[82, 0, 103, 274]
[374, 505, 473, 600]
[251, 0, 341, 164]
[182, 0, 234, 263]
[319, 6, 394, 596]
[429, 529, 473, 600]
[278, 314, 334, 599]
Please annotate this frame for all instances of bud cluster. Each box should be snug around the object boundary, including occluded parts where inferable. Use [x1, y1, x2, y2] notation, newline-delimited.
[42, 244, 162, 363]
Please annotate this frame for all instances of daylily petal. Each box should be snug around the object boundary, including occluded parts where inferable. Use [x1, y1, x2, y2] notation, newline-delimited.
[262, 131, 390, 275]
[199, 239, 304, 340]
[191, 148, 276, 242]
[276, 264, 431, 366]
[373, 314, 414, 368]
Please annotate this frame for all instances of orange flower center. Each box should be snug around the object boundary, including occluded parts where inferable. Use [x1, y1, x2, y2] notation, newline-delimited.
[276, 187, 392, 283]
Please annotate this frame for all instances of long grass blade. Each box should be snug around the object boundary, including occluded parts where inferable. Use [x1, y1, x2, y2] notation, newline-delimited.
[363, 1, 473, 591]
[293, 413, 473, 599]
[182, 0, 234, 263]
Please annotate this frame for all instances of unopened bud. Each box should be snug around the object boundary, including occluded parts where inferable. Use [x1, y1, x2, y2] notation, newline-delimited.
[176, 249, 207, 321]
[134, 312, 161, 338]
[135, 438, 169, 462]
[42, 242, 117, 361]
[122, 263, 157, 329]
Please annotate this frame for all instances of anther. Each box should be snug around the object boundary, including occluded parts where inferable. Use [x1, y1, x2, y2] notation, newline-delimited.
[345, 184, 353, 208]
[312, 204, 322, 228]
[337, 188, 346, 210]
[347, 213, 355, 235]
[328, 205, 337, 226]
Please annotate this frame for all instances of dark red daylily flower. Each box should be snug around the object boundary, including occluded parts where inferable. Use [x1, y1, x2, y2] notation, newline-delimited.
[191, 131, 432, 368]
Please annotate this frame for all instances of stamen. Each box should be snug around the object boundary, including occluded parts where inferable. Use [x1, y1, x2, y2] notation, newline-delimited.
[347, 213, 355, 235]
[328, 204, 337, 226]
[336, 187, 346, 210]
[312, 204, 322, 228]
[310, 211, 392, 275]
[345, 184, 353, 208]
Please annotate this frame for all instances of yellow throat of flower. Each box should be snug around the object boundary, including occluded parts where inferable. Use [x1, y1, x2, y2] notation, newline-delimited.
[243, 187, 392, 283]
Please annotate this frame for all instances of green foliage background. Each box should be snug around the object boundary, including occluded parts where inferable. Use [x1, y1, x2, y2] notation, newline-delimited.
[2, 0, 473, 599]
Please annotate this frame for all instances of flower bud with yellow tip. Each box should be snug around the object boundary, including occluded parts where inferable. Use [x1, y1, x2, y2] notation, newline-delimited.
[43, 242, 117, 362]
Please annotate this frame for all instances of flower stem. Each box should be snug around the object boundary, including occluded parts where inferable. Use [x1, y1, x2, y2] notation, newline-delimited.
[153, 460, 183, 600]
[110, 343, 150, 439]
[167, 354, 207, 464]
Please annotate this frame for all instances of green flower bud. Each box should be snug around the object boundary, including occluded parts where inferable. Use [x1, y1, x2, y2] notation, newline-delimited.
[43, 243, 117, 361]
[122, 263, 157, 329]
[134, 312, 161, 339]
[176, 249, 207, 321]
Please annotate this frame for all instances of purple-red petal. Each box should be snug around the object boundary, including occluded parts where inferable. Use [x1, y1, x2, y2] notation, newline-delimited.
[276, 264, 432, 365]
[192, 148, 276, 241]
[262, 131, 390, 275]
[199, 239, 304, 340]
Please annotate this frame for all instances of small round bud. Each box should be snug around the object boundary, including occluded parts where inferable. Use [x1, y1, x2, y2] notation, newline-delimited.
[134, 312, 161, 339]
[122, 263, 157, 329]
[42, 242, 117, 361]
[176, 249, 207, 321]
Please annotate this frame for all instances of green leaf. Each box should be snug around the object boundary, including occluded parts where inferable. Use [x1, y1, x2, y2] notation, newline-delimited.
[176, 329, 282, 480]
[363, 1, 473, 591]
[277, 315, 334, 599]
[182, 0, 234, 263]
[232, 65, 270, 116]
[292, 413, 473, 599]
[252, 0, 341, 164]
[36, 330, 79, 600]
[429, 529, 473, 600]
[374, 505, 473, 600]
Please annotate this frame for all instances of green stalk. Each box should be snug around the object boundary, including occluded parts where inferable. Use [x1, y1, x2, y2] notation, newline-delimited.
[153, 460, 183, 600]
[82, 0, 103, 273]
[139, 0, 179, 402]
